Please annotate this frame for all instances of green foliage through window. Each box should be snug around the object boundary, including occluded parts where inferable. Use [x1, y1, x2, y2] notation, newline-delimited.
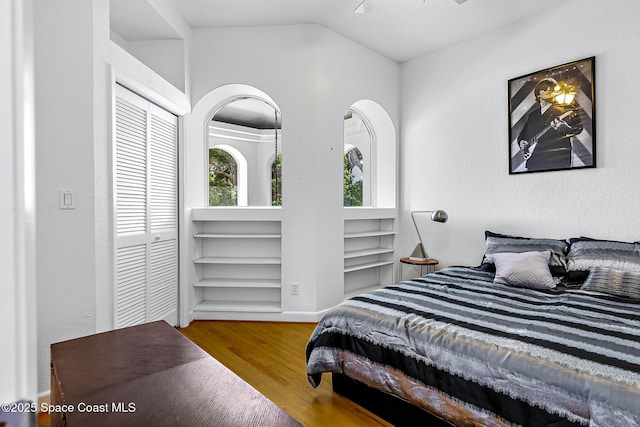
[344, 149, 363, 206]
[271, 155, 282, 206]
[209, 148, 237, 206]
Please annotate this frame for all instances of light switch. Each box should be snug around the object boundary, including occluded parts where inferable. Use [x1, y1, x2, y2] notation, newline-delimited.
[59, 189, 76, 210]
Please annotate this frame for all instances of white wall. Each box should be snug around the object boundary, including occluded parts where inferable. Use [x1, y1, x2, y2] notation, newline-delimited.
[33, 0, 190, 395]
[399, 0, 640, 268]
[186, 25, 399, 316]
[127, 39, 186, 91]
[34, 0, 104, 396]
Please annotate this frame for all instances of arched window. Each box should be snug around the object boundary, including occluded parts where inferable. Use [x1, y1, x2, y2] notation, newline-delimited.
[209, 147, 238, 206]
[206, 88, 282, 207]
[271, 154, 282, 206]
[343, 100, 396, 208]
[344, 147, 363, 206]
[344, 109, 373, 206]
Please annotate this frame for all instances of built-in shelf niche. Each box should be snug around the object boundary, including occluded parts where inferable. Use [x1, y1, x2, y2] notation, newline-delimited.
[344, 208, 396, 299]
[192, 208, 282, 315]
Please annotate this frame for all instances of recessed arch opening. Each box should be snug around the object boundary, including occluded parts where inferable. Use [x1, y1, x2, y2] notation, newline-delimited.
[344, 99, 396, 208]
[202, 84, 282, 207]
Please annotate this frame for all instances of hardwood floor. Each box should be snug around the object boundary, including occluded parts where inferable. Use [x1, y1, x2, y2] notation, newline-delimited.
[179, 320, 392, 427]
[37, 320, 390, 426]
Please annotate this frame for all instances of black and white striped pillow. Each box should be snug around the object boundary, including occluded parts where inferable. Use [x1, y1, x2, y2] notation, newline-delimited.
[480, 231, 569, 279]
[581, 267, 640, 300]
[566, 237, 640, 284]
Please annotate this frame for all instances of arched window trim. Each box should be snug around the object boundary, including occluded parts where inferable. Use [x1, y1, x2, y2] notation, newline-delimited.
[211, 95, 280, 124]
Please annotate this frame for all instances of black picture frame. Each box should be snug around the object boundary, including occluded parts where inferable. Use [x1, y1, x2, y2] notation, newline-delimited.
[508, 57, 596, 174]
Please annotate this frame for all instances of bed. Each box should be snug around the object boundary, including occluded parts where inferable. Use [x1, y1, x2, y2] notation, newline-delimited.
[306, 232, 640, 426]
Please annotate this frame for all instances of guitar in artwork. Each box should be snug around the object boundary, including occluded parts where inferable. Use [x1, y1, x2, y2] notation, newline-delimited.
[520, 109, 578, 160]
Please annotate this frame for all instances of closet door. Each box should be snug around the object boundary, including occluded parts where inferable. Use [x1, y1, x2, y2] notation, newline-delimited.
[114, 84, 178, 328]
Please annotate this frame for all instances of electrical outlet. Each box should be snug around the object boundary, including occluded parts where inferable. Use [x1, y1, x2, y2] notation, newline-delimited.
[291, 283, 299, 295]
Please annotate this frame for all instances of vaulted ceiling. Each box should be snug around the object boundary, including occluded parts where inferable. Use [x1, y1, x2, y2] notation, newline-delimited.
[110, 0, 568, 63]
[109, 0, 569, 128]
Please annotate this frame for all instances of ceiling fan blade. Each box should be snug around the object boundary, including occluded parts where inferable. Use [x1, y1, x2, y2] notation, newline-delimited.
[453, 0, 469, 4]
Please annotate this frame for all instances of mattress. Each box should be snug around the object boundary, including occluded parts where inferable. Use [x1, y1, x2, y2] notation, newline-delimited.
[306, 267, 640, 426]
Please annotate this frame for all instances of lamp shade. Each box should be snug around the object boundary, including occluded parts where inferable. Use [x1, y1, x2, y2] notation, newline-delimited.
[430, 210, 448, 223]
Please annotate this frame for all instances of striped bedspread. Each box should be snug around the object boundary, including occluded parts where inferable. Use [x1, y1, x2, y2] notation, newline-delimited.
[306, 267, 640, 426]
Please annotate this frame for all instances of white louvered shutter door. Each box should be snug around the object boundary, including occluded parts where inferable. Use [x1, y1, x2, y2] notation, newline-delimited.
[148, 108, 178, 324]
[114, 84, 178, 328]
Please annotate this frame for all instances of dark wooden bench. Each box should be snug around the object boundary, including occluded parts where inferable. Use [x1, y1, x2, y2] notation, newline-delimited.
[50, 320, 301, 426]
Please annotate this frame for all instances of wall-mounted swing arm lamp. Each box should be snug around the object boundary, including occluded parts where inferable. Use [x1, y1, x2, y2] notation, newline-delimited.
[410, 210, 448, 261]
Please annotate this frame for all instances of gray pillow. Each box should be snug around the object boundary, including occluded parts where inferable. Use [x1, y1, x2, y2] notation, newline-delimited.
[581, 267, 640, 300]
[493, 251, 556, 290]
[567, 237, 640, 284]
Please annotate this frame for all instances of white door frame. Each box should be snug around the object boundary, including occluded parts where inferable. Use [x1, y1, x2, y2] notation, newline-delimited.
[0, 0, 37, 404]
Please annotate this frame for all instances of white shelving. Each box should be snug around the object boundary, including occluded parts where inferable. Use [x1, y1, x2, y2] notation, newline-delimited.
[344, 209, 396, 298]
[192, 208, 282, 315]
[194, 256, 281, 265]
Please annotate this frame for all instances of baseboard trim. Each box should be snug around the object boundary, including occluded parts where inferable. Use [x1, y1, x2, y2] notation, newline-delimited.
[190, 309, 330, 323]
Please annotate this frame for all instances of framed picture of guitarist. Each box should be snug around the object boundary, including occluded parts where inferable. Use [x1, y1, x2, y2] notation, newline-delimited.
[508, 57, 596, 174]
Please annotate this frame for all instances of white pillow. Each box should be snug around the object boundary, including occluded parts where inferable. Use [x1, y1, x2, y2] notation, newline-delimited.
[493, 251, 556, 289]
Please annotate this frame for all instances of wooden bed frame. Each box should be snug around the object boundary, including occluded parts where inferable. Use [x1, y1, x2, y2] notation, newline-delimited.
[331, 373, 453, 427]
